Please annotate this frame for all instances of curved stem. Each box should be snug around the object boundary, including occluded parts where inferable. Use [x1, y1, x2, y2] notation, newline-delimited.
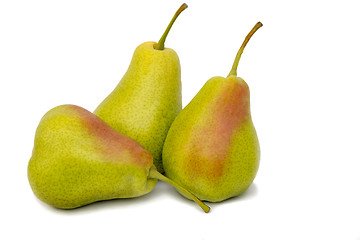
[228, 22, 263, 77]
[153, 3, 188, 50]
[148, 166, 210, 213]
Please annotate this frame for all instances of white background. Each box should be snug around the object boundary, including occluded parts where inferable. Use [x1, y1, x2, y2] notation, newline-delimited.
[1, 0, 360, 239]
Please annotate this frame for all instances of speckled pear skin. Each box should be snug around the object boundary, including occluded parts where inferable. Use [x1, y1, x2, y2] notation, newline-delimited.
[94, 42, 181, 173]
[162, 76, 260, 202]
[28, 105, 157, 209]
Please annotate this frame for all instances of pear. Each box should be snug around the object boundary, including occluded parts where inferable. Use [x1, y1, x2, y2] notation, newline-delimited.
[94, 4, 187, 173]
[162, 22, 263, 202]
[27, 105, 210, 212]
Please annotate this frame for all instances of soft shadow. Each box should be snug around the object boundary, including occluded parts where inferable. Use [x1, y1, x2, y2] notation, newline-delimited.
[148, 182, 259, 212]
[148, 181, 209, 213]
[33, 182, 257, 214]
[33, 181, 204, 214]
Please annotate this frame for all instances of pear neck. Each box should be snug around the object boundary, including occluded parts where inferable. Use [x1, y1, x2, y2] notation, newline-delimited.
[153, 3, 188, 50]
[227, 22, 263, 77]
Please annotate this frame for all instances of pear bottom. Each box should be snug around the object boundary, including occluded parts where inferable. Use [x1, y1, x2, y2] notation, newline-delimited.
[28, 158, 157, 209]
[163, 120, 260, 203]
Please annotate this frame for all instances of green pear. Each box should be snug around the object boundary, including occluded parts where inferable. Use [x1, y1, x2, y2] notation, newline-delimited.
[162, 22, 263, 202]
[94, 4, 187, 173]
[28, 104, 209, 212]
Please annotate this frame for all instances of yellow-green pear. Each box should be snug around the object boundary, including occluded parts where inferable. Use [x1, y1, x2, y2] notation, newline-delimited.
[94, 4, 187, 173]
[28, 104, 209, 212]
[162, 22, 263, 202]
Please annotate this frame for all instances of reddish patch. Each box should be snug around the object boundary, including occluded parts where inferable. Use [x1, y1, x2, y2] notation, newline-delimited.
[185, 78, 250, 180]
[70, 105, 152, 167]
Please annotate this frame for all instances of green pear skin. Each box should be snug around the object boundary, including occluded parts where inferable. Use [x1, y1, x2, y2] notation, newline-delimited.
[28, 105, 157, 209]
[27, 104, 210, 212]
[94, 42, 181, 173]
[94, 4, 187, 173]
[162, 22, 262, 202]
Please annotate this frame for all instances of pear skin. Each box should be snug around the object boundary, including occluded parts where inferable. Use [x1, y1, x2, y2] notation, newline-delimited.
[94, 4, 187, 173]
[28, 105, 157, 209]
[162, 22, 262, 202]
[163, 76, 260, 202]
[28, 104, 210, 212]
[94, 41, 181, 173]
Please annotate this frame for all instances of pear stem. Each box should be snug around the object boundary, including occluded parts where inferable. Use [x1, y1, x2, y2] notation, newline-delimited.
[153, 3, 188, 50]
[148, 167, 210, 213]
[227, 22, 263, 77]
